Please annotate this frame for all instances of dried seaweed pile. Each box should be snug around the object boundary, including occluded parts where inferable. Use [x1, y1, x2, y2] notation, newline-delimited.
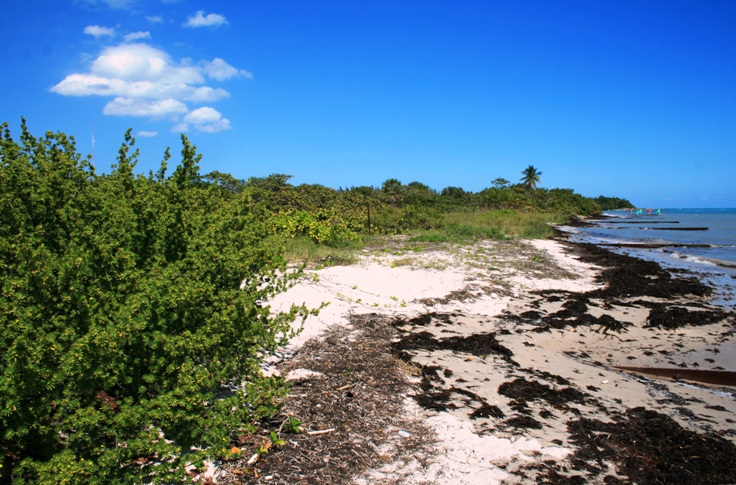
[392, 330, 515, 361]
[507, 242, 734, 333]
[498, 377, 589, 411]
[492, 375, 595, 433]
[576, 242, 712, 300]
[392, 312, 515, 361]
[645, 304, 730, 329]
[223, 313, 434, 484]
[537, 407, 736, 484]
[390, 313, 516, 417]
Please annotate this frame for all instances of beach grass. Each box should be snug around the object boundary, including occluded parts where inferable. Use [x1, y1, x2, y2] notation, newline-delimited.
[410, 210, 566, 243]
[466, 210, 567, 239]
[282, 235, 362, 266]
[283, 210, 567, 265]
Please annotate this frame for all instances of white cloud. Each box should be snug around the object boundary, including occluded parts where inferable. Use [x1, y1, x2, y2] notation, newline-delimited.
[196, 118, 232, 133]
[51, 73, 230, 102]
[51, 42, 247, 133]
[146, 15, 163, 23]
[186, 86, 230, 102]
[184, 10, 228, 28]
[123, 31, 151, 42]
[90, 44, 202, 83]
[203, 58, 253, 81]
[84, 25, 116, 38]
[103, 97, 188, 118]
[183, 107, 232, 133]
[171, 122, 189, 132]
[184, 106, 222, 124]
[137, 130, 159, 137]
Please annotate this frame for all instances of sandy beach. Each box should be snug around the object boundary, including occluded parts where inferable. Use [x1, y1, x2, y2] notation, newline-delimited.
[217, 236, 736, 484]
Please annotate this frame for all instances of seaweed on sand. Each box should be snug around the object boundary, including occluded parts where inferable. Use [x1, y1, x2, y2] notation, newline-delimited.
[415, 365, 456, 411]
[394, 312, 453, 327]
[645, 303, 730, 330]
[407, 363, 506, 419]
[507, 241, 732, 333]
[574, 243, 712, 299]
[222, 313, 436, 484]
[497, 377, 589, 411]
[562, 407, 736, 484]
[391, 327, 515, 361]
[503, 415, 543, 430]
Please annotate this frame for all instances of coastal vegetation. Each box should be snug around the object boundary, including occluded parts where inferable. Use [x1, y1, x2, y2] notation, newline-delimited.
[0, 122, 619, 483]
[592, 195, 635, 210]
[0, 122, 310, 483]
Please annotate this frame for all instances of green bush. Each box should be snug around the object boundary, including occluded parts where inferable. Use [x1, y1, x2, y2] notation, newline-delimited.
[0, 121, 307, 484]
[593, 195, 635, 210]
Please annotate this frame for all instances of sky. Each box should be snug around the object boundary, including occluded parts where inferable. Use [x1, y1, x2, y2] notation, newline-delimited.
[1, 0, 735, 208]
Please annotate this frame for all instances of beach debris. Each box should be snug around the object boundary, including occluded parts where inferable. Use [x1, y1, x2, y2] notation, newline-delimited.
[285, 368, 325, 381]
[644, 304, 729, 330]
[552, 407, 736, 483]
[222, 313, 435, 484]
[614, 366, 736, 386]
[498, 377, 590, 411]
[391, 326, 515, 361]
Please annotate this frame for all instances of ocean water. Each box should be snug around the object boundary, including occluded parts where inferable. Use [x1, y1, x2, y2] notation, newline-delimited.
[560, 208, 736, 308]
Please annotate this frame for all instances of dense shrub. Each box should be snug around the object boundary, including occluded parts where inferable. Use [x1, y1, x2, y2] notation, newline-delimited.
[593, 195, 635, 210]
[0, 121, 307, 484]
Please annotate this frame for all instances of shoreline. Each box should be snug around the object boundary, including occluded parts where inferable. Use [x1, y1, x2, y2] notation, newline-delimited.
[557, 218, 736, 308]
[216, 235, 736, 484]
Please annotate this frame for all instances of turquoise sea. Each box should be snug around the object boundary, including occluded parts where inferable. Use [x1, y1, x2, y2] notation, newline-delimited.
[562, 208, 736, 308]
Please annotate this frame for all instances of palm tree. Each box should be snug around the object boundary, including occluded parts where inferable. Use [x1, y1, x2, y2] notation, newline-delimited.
[520, 165, 542, 189]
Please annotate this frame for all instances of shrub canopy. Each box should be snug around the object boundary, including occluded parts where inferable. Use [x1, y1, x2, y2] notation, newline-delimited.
[0, 121, 304, 484]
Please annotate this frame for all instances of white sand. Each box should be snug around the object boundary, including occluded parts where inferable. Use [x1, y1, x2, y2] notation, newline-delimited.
[261, 238, 736, 484]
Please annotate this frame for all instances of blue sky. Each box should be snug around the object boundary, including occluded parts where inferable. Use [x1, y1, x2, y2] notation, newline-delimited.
[2, 0, 735, 208]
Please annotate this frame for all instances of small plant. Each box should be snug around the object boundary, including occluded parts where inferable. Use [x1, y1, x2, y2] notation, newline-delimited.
[257, 432, 285, 456]
[269, 431, 285, 447]
[283, 416, 303, 434]
[257, 441, 270, 455]
[390, 295, 399, 301]
[391, 257, 413, 268]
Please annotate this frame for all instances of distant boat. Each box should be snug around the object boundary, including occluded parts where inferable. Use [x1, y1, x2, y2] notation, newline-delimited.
[625, 208, 662, 215]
